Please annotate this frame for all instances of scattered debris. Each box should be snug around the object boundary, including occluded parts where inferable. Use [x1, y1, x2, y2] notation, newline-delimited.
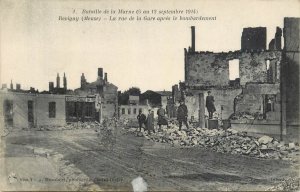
[230, 112, 263, 120]
[267, 177, 300, 191]
[289, 143, 296, 150]
[258, 135, 273, 145]
[125, 123, 300, 160]
[38, 121, 103, 131]
[8, 172, 18, 184]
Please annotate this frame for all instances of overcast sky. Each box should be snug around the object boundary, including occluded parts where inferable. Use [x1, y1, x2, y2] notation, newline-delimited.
[1, 0, 299, 92]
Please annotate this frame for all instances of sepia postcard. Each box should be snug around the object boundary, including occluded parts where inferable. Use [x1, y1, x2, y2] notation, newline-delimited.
[0, 0, 299, 191]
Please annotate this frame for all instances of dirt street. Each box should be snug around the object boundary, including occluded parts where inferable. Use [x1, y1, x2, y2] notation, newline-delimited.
[0, 127, 299, 191]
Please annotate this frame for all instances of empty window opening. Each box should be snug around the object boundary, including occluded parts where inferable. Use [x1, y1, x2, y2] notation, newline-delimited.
[49, 102, 56, 118]
[266, 60, 270, 70]
[263, 94, 276, 119]
[229, 59, 240, 80]
[28, 100, 34, 124]
[85, 102, 94, 117]
[66, 102, 77, 121]
[266, 60, 274, 83]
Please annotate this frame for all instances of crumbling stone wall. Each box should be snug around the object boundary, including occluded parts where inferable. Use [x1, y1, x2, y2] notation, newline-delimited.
[185, 52, 239, 87]
[269, 27, 282, 51]
[102, 103, 117, 119]
[235, 83, 281, 120]
[185, 95, 199, 120]
[102, 83, 118, 119]
[184, 84, 281, 122]
[239, 51, 281, 86]
[235, 93, 263, 115]
[185, 51, 281, 87]
[242, 83, 280, 94]
[205, 89, 242, 119]
[74, 80, 118, 120]
[185, 88, 242, 120]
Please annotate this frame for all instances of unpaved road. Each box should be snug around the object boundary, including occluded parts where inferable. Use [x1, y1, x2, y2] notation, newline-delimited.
[0, 128, 299, 191]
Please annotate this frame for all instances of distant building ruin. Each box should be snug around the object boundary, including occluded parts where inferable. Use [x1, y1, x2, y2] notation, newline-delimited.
[73, 68, 118, 122]
[48, 73, 68, 94]
[0, 67, 118, 128]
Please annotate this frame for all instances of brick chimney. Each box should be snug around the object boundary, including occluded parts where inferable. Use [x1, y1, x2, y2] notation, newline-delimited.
[63, 72, 67, 90]
[191, 26, 195, 52]
[49, 82, 54, 92]
[98, 68, 103, 79]
[16, 83, 21, 91]
[10, 80, 13, 90]
[56, 73, 60, 88]
[104, 73, 107, 82]
[81, 73, 87, 88]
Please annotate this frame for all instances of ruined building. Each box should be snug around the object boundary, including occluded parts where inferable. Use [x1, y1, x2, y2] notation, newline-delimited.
[0, 67, 118, 128]
[177, 18, 299, 141]
[48, 73, 68, 94]
[73, 68, 118, 121]
[1, 79, 37, 94]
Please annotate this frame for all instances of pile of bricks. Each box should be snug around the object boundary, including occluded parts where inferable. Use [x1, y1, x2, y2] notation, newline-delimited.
[126, 124, 299, 160]
[230, 112, 263, 120]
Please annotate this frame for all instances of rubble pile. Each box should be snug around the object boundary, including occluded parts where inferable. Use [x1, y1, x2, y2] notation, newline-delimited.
[48, 118, 118, 131]
[126, 125, 299, 160]
[267, 177, 300, 191]
[118, 118, 139, 128]
[230, 112, 263, 120]
[39, 121, 102, 131]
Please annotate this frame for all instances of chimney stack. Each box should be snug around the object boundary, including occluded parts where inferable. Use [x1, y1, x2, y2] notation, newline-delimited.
[191, 26, 195, 52]
[49, 82, 54, 92]
[104, 73, 107, 82]
[16, 83, 21, 91]
[56, 73, 60, 88]
[98, 68, 103, 79]
[81, 73, 87, 88]
[10, 80, 13, 90]
[63, 72, 67, 90]
[275, 27, 282, 50]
